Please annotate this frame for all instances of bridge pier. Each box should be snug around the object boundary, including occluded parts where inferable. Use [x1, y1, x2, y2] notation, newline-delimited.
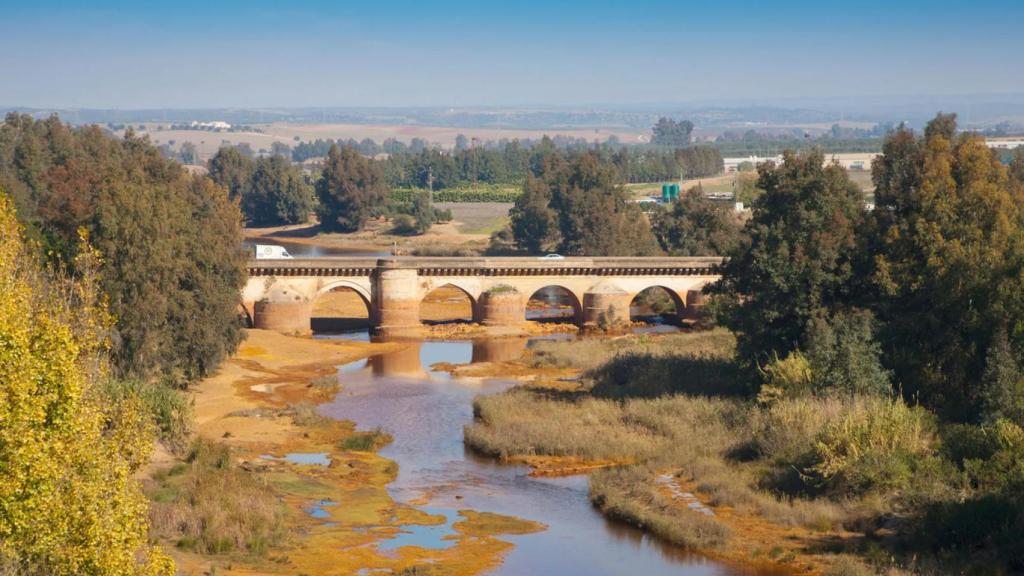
[583, 286, 631, 328]
[253, 300, 312, 335]
[371, 260, 423, 336]
[682, 289, 708, 321]
[474, 287, 526, 327]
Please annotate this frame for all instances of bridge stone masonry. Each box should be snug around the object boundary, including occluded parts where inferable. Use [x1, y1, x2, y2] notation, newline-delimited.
[242, 256, 724, 336]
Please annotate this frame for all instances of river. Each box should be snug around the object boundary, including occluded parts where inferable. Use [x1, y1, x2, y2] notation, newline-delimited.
[317, 334, 748, 575]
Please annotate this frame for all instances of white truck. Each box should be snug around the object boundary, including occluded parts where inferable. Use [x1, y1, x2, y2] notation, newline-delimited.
[254, 244, 294, 260]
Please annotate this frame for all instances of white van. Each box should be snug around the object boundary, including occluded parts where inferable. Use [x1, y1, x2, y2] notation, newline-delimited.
[254, 244, 294, 260]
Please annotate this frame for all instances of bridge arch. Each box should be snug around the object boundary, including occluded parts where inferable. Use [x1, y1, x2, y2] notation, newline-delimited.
[525, 285, 583, 324]
[629, 285, 685, 324]
[311, 280, 372, 333]
[420, 283, 477, 325]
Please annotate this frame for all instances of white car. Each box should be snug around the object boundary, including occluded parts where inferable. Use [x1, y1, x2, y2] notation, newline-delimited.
[539, 254, 565, 260]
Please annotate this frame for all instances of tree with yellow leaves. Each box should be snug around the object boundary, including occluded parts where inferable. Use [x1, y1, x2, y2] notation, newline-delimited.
[0, 191, 173, 576]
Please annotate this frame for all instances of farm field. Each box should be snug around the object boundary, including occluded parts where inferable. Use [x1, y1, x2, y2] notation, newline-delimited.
[133, 122, 648, 163]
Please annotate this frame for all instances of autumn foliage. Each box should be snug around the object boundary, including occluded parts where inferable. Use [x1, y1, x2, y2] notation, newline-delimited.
[0, 193, 174, 575]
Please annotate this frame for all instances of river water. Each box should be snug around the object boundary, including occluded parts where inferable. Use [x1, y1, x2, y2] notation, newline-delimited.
[318, 335, 748, 575]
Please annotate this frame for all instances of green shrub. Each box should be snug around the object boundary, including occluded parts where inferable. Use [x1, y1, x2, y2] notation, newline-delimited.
[103, 379, 193, 453]
[944, 420, 1024, 492]
[805, 398, 936, 496]
[391, 214, 418, 235]
[340, 429, 391, 451]
[918, 493, 1024, 571]
[805, 310, 891, 398]
[148, 439, 286, 557]
[757, 351, 814, 404]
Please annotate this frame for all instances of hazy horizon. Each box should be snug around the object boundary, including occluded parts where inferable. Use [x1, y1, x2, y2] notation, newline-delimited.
[2, 0, 1021, 110]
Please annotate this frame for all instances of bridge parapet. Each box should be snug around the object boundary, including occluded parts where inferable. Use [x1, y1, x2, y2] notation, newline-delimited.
[248, 256, 722, 277]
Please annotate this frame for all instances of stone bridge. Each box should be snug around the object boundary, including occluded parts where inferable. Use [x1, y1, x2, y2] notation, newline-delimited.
[242, 256, 723, 335]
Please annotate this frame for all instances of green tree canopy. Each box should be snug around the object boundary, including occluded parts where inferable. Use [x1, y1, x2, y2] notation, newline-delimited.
[0, 113, 247, 387]
[315, 144, 388, 232]
[711, 149, 866, 368]
[652, 187, 744, 256]
[867, 114, 1024, 420]
[244, 155, 313, 226]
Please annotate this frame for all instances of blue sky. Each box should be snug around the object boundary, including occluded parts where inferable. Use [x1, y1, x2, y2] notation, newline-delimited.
[1, 0, 1021, 108]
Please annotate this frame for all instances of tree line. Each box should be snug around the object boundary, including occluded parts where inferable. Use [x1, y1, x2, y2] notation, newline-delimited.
[0, 112, 251, 574]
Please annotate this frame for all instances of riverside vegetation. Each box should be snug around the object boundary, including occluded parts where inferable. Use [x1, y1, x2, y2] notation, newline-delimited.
[468, 115, 1024, 574]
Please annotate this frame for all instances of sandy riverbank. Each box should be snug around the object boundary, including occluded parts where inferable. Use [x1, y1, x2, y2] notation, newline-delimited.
[155, 330, 543, 575]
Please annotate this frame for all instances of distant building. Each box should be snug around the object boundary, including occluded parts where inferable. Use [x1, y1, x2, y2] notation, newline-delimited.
[986, 137, 1024, 150]
[189, 120, 232, 130]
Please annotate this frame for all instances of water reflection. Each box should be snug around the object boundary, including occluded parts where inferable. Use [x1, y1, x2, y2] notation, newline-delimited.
[318, 335, 751, 575]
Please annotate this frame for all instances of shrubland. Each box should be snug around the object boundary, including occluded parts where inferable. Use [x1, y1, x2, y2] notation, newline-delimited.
[468, 114, 1024, 573]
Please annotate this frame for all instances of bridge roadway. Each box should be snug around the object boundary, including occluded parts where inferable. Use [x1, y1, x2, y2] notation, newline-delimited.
[243, 256, 723, 335]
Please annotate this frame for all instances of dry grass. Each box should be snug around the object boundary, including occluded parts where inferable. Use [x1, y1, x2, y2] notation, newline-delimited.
[527, 328, 736, 372]
[147, 439, 286, 557]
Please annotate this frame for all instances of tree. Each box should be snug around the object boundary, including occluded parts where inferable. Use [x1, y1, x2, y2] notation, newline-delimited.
[805, 309, 891, 397]
[1010, 147, 1024, 188]
[0, 192, 174, 576]
[315, 144, 388, 232]
[711, 149, 866, 369]
[207, 145, 255, 200]
[179, 142, 198, 165]
[651, 117, 694, 147]
[550, 152, 659, 256]
[0, 114, 247, 387]
[509, 174, 559, 253]
[270, 141, 291, 158]
[652, 187, 744, 256]
[244, 155, 313, 225]
[867, 114, 1024, 420]
[980, 328, 1024, 427]
[411, 189, 435, 234]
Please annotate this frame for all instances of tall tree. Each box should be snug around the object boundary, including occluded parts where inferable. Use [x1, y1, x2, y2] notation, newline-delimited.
[711, 149, 866, 368]
[867, 114, 1024, 420]
[315, 144, 388, 232]
[511, 151, 658, 256]
[0, 114, 247, 387]
[509, 174, 559, 253]
[207, 145, 255, 200]
[244, 155, 313, 225]
[651, 117, 694, 147]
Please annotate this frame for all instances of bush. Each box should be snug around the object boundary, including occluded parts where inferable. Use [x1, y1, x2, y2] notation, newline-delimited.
[757, 351, 814, 404]
[805, 310, 891, 398]
[103, 379, 193, 453]
[805, 397, 937, 496]
[148, 439, 286, 557]
[390, 214, 417, 235]
[339, 429, 391, 451]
